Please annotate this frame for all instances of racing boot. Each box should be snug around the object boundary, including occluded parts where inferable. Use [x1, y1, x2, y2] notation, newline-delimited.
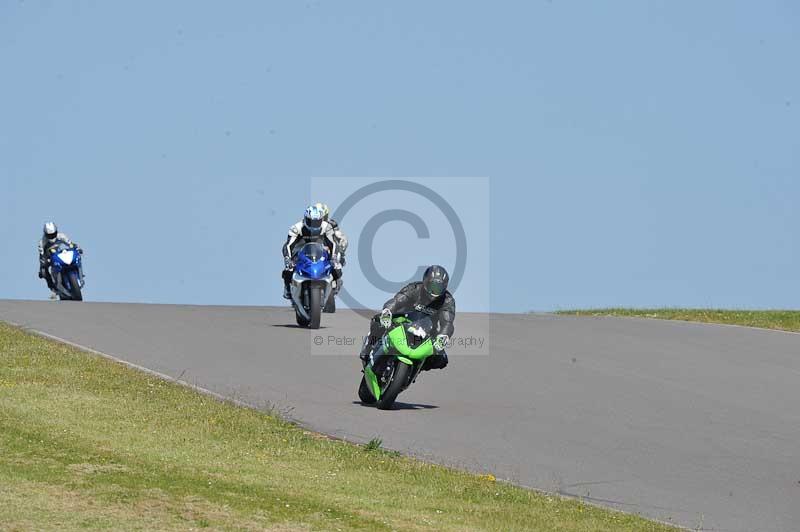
[282, 269, 293, 299]
[421, 352, 448, 371]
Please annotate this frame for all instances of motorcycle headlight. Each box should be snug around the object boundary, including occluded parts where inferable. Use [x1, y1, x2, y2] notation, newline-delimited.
[57, 251, 74, 265]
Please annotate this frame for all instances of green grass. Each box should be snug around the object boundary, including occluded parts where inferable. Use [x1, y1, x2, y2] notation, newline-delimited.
[558, 308, 800, 332]
[363, 438, 383, 453]
[0, 322, 679, 531]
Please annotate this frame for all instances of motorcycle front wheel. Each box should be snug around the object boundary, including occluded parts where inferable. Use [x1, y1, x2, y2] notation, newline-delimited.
[68, 271, 83, 301]
[307, 285, 321, 329]
[376, 361, 411, 410]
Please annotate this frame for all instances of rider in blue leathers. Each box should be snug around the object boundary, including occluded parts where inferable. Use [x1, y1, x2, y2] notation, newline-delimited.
[38, 222, 82, 299]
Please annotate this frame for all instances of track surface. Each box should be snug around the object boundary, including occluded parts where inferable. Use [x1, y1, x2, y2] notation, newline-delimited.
[2, 301, 798, 531]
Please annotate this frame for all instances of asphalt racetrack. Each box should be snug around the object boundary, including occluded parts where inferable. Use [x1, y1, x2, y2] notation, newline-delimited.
[2, 300, 798, 531]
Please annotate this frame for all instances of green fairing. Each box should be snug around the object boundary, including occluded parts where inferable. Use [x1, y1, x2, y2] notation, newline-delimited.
[386, 326, 434, 360]
[363, 320, 434, 403]
[364, 366, 381, 399]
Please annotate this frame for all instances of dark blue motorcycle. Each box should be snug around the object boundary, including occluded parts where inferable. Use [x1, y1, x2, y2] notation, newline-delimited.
[48, 242, 84, 301]
[290, 242, 334, 328]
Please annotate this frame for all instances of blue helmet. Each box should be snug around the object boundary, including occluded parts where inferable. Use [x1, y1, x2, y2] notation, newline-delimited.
[303, 204, 324, 236]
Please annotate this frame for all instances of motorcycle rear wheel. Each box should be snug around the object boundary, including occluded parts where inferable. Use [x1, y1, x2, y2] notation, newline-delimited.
[323, 290, 336, 313]
[295, 308, 310, 327]
[358, 376, 376, 404]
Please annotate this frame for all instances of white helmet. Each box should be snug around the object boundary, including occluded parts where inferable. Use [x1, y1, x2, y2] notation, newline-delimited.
[43, 222, 58, 242]
[314, 202, 331, 222]
[303, 205, 324, 236]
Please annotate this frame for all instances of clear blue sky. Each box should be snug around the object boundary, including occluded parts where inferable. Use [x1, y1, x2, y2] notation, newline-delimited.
[2, 1, 798, 312]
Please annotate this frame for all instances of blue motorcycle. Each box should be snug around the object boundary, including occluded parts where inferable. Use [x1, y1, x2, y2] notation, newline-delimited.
[290, 242, 335, 328]
[48, 242, 84, 301]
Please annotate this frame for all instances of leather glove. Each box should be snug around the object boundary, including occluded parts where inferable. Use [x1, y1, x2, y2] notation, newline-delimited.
[433, 334, 449, 352]
[37, 270, 44, 279]
[379, 308, 392, 329]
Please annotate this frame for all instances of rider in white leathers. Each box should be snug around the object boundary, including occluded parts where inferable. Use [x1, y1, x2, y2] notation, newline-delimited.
[281, 205, 342, 299]
[38, 222, 81, 299]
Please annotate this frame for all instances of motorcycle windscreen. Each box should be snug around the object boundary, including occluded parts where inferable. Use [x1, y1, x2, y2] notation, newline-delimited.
[298, 242, 327, 262]
[387, 317, 435, 360]
[57, 250, 75, 265]
[296, 242, 331, 279]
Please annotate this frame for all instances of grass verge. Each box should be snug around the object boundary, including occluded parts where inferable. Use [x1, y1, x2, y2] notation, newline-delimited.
[558, 308, 800, 332]
[0, 322, 678, 531]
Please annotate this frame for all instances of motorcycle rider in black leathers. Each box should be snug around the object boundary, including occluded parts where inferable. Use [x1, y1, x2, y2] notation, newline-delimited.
[359, 265, 454, 371]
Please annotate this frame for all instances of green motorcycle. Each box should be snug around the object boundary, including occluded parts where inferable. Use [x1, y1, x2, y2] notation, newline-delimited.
[358, 312, 436, 410]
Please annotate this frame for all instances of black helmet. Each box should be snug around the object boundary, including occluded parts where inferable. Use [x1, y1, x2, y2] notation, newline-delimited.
[422, 265, 449, 300]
